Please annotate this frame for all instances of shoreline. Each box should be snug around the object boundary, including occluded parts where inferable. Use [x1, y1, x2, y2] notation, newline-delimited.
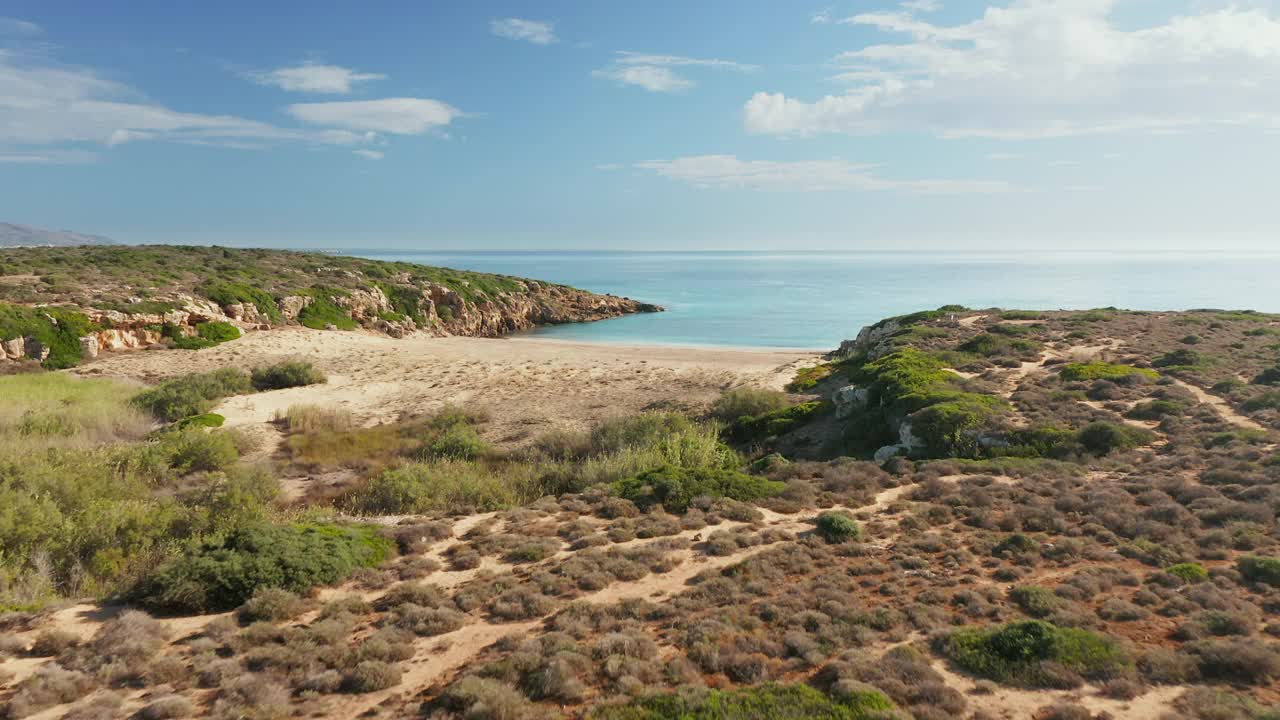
[500, 331, 830, 355]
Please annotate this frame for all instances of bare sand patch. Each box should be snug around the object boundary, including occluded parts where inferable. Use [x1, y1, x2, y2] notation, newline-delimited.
[73, 328, 818, 454]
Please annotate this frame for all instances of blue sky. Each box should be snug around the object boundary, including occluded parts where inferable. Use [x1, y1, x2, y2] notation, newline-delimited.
[1, 0, 1278, 250]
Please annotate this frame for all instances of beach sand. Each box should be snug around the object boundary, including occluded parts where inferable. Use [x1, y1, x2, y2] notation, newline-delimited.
[74, 328, 821, 449]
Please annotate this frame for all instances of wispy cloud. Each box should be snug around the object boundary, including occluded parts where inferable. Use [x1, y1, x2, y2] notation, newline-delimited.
[631, 155, 1016, 195]
[288, 98, 461, 135]
[490, 18, 557, 45]
[746, 2, 1280, 140]
[0, 149, 99, 164]
[247, 62, 385, 94]
[594, 51, 755, 93]
[0, 49, 458, 158]
[352, 149, 384, 160]
[0, 17, 41, 36]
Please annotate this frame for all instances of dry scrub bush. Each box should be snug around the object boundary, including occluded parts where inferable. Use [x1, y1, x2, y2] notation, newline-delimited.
[136, 694, 194, 720]
[3, 663, 96, 719]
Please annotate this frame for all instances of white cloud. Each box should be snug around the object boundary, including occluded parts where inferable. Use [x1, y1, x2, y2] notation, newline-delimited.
[594, 51, 755, 93]
[593, 65, 692, 93]
[0, 50, 459, 159]
[248, 62, 385, 94]
[746, 2, 1280, 139]
[0, 149, 98, 164]
[490, 18, 557, 45]
[985, 152, 1022, 161]
[352, 149, 384, 160]
[288, 98, 461, 135]
[632, 154, 1016, 194]
[0, 17, 41, 35]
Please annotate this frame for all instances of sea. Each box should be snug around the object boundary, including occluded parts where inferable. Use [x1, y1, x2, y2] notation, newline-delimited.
[348, 250, 1280, 351]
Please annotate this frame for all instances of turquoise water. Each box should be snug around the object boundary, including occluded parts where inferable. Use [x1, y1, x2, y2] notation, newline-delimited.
[351, 251, 1280, 350]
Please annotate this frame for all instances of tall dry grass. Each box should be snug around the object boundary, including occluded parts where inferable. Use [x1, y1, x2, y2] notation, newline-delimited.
[0, 373, 153, 455]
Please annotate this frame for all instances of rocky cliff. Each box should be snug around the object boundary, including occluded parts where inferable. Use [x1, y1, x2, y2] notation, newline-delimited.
[0, 245, 661, 366]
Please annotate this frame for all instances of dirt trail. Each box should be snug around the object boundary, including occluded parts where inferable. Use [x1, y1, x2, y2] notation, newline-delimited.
[1169, 378, 1266, 431]
[929, 660, 1183, 719]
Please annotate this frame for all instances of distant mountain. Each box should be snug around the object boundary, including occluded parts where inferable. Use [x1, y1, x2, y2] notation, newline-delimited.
[0, 222, 118, 248]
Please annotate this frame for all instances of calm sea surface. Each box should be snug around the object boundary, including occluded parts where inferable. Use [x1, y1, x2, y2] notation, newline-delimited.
[348, 251, 1280, 351]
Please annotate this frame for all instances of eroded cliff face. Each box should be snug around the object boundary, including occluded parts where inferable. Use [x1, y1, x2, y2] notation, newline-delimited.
[0, 280, 659, 365]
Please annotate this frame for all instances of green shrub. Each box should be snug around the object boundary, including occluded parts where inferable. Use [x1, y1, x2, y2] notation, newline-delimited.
[161, 429, 241, 473]
[614, 465, 784, 513]
[422, 423, 491, 460]
[848, 348, 1009, 457]
[348, 459, 547, 514]
[728, 401, 830, 443]
[200, 281, 284, 324]
[938, 620, 1132, 687]
[1126, 400, 1182, 420]
[1165, 563, 1210, 584]
[993, 533, 1039, 556]
[711, 387, 790, 422]
[1078, 422, 1155, 455]
[1243, 392, 1280, 412]
[1000, 310, 1044, 320]
[787, 364, 836, 392]
[1153, 349, 1206, 368]
[1010, 585, 1059, 618]
[1238, 556, 1280, 586]
[250, 360, 327, 391]
[592, 682, 898, 720]
[1060, 363, 1158, 382]
[815, 511, 862, 543]
[298, 291, 357, 330]
[174, 413, 225, 429]
[1254, 364, 1280, 385]
[131, 368, 253, 422]
[958, 333, 1041, 358]
[170, 321, 241, 350]
[129, 522, 393, 613]
[0, 303, 98, 369]
[998, 426, 1080, 459]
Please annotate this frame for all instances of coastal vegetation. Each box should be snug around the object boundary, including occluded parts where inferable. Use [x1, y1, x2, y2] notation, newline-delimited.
[2, 305, 1279, 718]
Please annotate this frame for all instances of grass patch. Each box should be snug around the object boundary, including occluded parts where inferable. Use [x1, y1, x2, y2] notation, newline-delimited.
[711, 387, 790, 422]
[938, 620, 1131, 688]
[346, 459, 549, 514]
[128, 522, 393, 613]
[1059, 363, 1158, 382]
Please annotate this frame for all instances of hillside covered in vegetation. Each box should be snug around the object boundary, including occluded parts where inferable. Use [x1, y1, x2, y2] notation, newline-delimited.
[2, 307, 1279, 719]
[0, 245, 659, 368]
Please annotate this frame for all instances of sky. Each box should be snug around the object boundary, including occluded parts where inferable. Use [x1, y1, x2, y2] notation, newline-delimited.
[1, 0, 1279, 251]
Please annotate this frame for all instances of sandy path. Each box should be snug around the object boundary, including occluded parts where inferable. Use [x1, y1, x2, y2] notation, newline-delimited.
[1169, 378, 1266, 431]
[74, 329, 817, 455]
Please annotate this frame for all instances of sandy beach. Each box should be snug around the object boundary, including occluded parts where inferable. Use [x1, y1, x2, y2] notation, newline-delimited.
[74, 327, 821, 449]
